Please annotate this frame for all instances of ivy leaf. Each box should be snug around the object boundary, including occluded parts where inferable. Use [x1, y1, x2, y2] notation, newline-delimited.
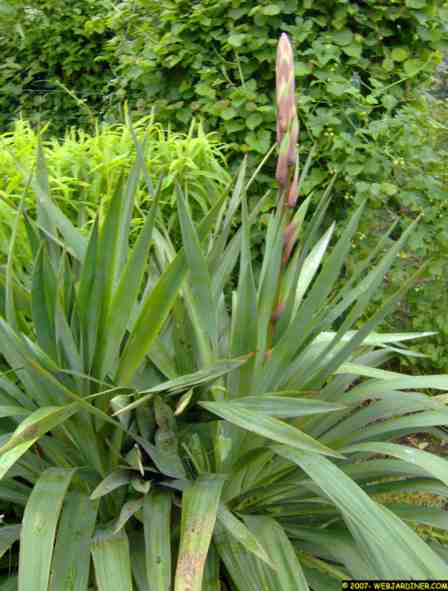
[221, 108, 237, 121]
[327, 82, 349, 97]
[295, 62, 312, 76]
[196, 84, 216, 99]
[228, 34, 246, 48]
[405, 0, 427, 7]
[381, 183, 398, 196]
[245, 130, 271, 154]
[382, 95, 398, 111]
[332, 30, 353, 46]
[343, 44, 362, 59]
[246, 113, 263, 130]
[391, 48, 409, 62]
[261, 5, 281, 15]
[404, 59, 424, 76]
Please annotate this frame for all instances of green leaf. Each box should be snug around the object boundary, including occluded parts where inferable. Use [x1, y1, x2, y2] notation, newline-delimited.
[245, 516, 310, 591]
[229, 199, 257, 396]
[99, 188, 160, 379]
[49, 492, 98, 591]
[228, 395, 345, 417]
[406, 0, 426, 7]
[386, 503, 448, 531]
[343, 442, 448, 489]
[144, 490, 172, 591]
[175, 475, 225, 591]
[0, 404, 79, 456]
[91, 529, 133, 591]
[117, 193, 226, 384]
[18, 468, 75, 591]
[31, 245, 57, 360]
[0, 525, 20, 560]
[114, 497, 144, 534]
[332, 30, 353, 46]
[404, 59, 424, 76]
[216, 504, 272, 566]
[343, 44, 362, 59]
[274, 446, 448, 579]
[201, 543, 220, 591]
[0, 406, 29, 419]
[201, 402, 343, 458]
[391, 48, 409, 62]
[246, 113, 263, 130]
[5, 195, 25, 331]
[20, 144, 87, 260]
[0, 442, 38, 481]
[228, 34, 245, 48]
[221, 107, 237, 120]
[216, 516, 309, 591]
[90, 469, 132, 500]
[177, 185, 217, 363]
[261, 4, 281, 15]
[115, 356, 249, 415]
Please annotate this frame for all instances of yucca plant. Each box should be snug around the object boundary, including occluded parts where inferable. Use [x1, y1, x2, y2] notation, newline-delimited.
[1, 33, 448, 591]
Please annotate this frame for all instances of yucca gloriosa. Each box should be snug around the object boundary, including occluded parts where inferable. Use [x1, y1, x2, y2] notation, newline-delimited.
[0, 33, 448, 591]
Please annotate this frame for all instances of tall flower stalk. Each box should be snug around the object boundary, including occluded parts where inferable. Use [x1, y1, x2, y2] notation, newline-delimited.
[275, 32, 299, 211]
[270, 33, 300, 332]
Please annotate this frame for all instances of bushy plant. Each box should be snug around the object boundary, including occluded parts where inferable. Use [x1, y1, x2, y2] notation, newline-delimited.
[0, 0, 117, 133]
[0, 116, 230, 269]
[108, 0, 448, 139]
[1, 33, 448, 590]
[346, 95, 448, 371]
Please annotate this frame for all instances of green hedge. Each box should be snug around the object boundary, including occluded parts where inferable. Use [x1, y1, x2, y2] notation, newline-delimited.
[0, 0, 117, 133]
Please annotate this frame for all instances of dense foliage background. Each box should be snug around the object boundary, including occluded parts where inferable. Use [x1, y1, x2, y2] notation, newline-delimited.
[0, 0, 448, 369]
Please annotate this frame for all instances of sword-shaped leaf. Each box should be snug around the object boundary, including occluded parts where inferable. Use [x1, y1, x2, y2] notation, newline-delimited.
[114, 356, 249, 415]
[49, 492, 98, 591]
[91, 529, 133, 591]
[201, 402, 343, 458]
[90, 469, 132, 500]
[274, 445, 448, 579]
[143, 490, 172, 591]
[177, 185, 217, 365]
[174, 475, 224, 591]
[216, 504, 272, 566]
[0, 525, 21, 560]
[117, 193, 226, 384]
[18, 468, 75, 591]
